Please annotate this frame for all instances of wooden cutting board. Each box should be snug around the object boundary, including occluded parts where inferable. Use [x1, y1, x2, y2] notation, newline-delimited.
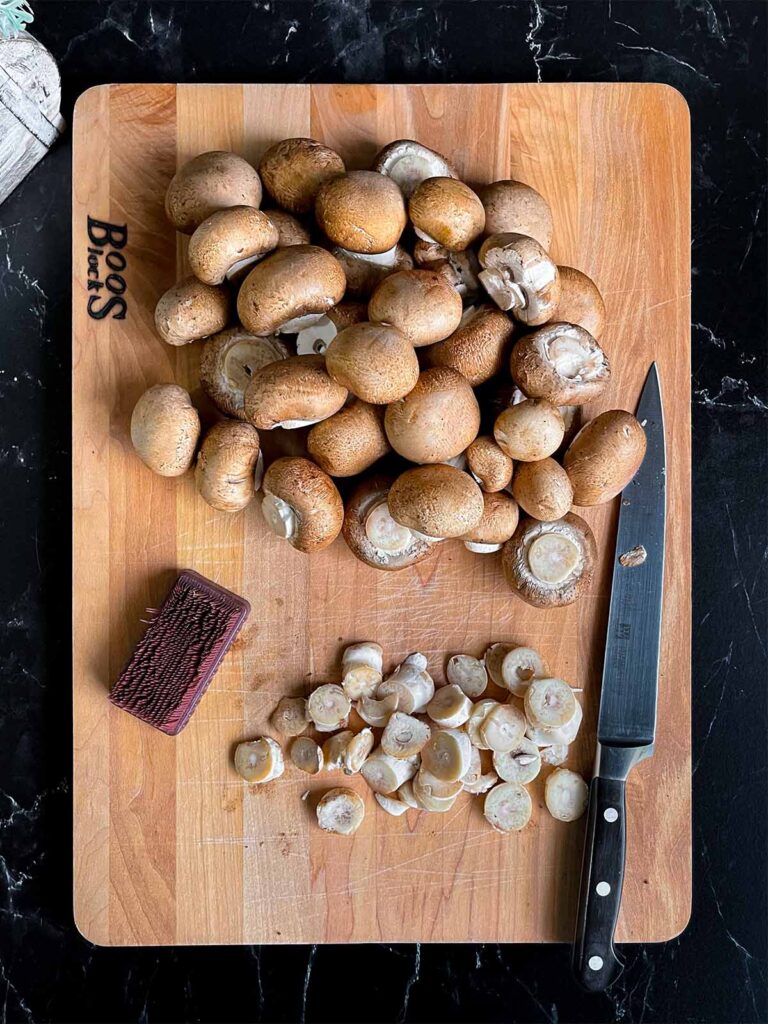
[72, 83, 691, 946]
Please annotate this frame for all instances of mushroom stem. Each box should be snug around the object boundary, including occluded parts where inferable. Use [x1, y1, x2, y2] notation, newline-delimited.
[478, 268, 525, 312]
[295, 316, 338, 355]
[277, 311, 326, 334]
[262, 494, 296, 539]
[365, 501, 415, 555]
[464, 540, 503, 554]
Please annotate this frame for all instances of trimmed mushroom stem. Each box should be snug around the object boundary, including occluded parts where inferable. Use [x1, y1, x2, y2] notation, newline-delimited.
[464, 540, 502, 554]
[262, 494, 296, 539]
[478, 269, 527, 313]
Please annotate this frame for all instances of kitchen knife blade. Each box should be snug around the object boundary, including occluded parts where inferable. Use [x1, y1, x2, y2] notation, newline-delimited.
[572, 362, 666, 992]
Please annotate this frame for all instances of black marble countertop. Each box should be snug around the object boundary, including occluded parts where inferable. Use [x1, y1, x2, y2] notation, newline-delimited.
[1, 2, 766, 1022]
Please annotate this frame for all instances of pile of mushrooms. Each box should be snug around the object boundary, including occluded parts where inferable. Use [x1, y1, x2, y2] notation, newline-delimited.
[130, 137, 648, 607]
[233, 640, 588, 834]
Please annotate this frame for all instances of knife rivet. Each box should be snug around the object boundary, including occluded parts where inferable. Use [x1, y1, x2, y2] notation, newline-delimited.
[596, 881, 611, 896]
[588, 955, 604, 971]
[604, 807, 618, 823]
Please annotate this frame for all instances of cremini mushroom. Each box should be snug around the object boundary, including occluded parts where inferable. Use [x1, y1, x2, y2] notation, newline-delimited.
[511, 458, 574, 521]
[388, 464, 484, 540]
[493, 398, 565, 462]
[263, 209, 312, 247]
[258, 138, 345, 214]
[325, 322, 419, 404]
[236, 245, 346, 336]
[478, 233, 560, 325]
[384, 368, 481, 463]
[199, 328, 289, 419]
[315, 171, 407, 254]
[510, 322, 610, 405]
[295, 299, 368, 356]
[408, 177, 485, 251]
[187, 206, 278, 285]
[154, 275, 230, 346]
[549, 266, 606, 338]
[502, 512, 597, 608]
[195, 419, 262, 512]
[307, 400, 391, 477]
[466, 435, 514, 492]
[243, 354, 347, 430]
[330, 244, 413, 298]
[261, 456, 344, 553]
[372, 139, 458, 197]
[508, 385, 581, 453]
[563, 410, 647, 505]
[412, 240, 481, 301]
[130, 384, 201, 477]
[342, 475, 436, 571]
[165, 150, 262, 234]
[368, 269, 463, 347]
[462, 491, 520, 553]
[426, 304, 514, 385]
[477, 180, 553, 249]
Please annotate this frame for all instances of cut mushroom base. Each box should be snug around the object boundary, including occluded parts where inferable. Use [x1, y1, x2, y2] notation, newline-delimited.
[234, 737, 284, 784]
[478, 233, 560, 325]
[479, 703, 527, 753]
[510, 322, 610, 406]
[420, 728, 472, 782]
[500, 646, 549, 696]
[426, 683, 473, 727]
[341, 642, 383, 700]
[343, 728, 375, 774]
[290, 736, 324, 775]
[466, 699, 501, 748]
[381, 712, 431, 758]
[375, 793, 410, 817]
[360, 749, 418, 794]
[524, 677, 577, 730]
[357, 693, 399, 727]
[377, 655, 435, 714]
[270, 695, 310, 737]
[316, 787, 366, 835]
[544, 768, 588, 822]
[322, 730, 354, 770]
[307, 684, 351, 731]
[493, 739, 542, 785]
[484, 782, 533, 832]
[342, 477, 436, 572]
[526, 701, 583, 747]
[446, 655, 488, 698]
[502, 513, 597, 608]
[461, 746, 498, 795]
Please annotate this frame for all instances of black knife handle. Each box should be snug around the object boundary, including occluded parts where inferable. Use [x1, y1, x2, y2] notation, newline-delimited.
[572, 775, 627, 992]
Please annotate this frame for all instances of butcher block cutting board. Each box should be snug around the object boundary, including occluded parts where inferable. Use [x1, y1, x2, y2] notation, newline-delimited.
[72, 83, 691, 946]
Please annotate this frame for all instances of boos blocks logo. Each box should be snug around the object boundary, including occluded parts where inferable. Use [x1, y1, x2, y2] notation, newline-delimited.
[86, 216, 128, 320]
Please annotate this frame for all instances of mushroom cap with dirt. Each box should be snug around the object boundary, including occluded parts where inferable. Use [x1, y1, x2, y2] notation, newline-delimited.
[130, 384, 201, 477]
[384, 367, 481, 464]
[342, 474, 436, 571]
[263, 209, 312, 247]
[510, 321, 610, 405]
[261, 456, 344, 553]
[466, 435, 514, 492]
[258, 138, 345, 214]
[388, 464, 485, 540]
[154, 276, 230, 346]
[563, 410, 647, 505]
[187, 206, 279, 286]
[199, 328, 289, 419]
[330, 244, 413, 299]
[426, 304, 514, 385]
[478, 233, 560, 326]
[371, 139, 458, 197]
[408, 177, 485, 251]
[324, 322, 420, 404]
[307, 400, 391, 477]
[502, 512, 597, 608]
[477, 180, 553, 250]
[548, 266, 607, 339]
[195, 419, 262, 513]
[511, 458, 574, 522]
[315, 170, 407, 254]
[165, 150, 263, 234]
[493, 398, 565, 462]
[462, 491, 520, 553]
[368, 269, 463, 348]
[236, 244, 346, 336]
[243, 354, 348, 429]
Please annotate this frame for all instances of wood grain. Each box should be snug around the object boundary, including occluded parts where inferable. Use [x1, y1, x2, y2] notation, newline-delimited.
[72, 83, 691, 946]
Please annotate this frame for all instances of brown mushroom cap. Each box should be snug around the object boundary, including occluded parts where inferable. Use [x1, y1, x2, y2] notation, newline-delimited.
[413, 242, 482, 301]
[426, 304, 514, 385]
[236, 245, 345, 335]
[502, 512, 596, 608]
[328, 300, 369, 331]
[388, 464, 484, 539]
[165, 151, 262, 234]
[466, 435, 514, 492]
[187, 206, 279, 286]
[372, 139, 458, 197]
[478, 233, 560, 326]
[261, 456, 343, 553]
[384, 367, 481, 464]
[195, 419, 261, 512]
[199, 328, 289, 419]
[563, 410, 647, 506]
[130, 384, 201, 477]
[477, 180, 553, 249]
[330, 243, 413, 298]
[307, 400, 391, 477]
[368, 269, 463, 347]
[408, 177, 485, 251]
[462, 491, 520, 545]
[493, 399, 565, 462]
[511, 458, 574, 521]
[549, 266, 607, 339]
[243, 354, 347, 429]
[154, 275, 230, 346]
[342, 474, 436, 571]
[325, 322, 419, 404]
[510, 322, 611, 406]
[315, 171, 407, 254]
[258, 138, 345, 214]
[263, 209, 313, 247]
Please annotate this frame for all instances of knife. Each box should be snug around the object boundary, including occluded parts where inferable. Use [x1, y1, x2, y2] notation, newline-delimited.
[572, 362, 666, 992]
